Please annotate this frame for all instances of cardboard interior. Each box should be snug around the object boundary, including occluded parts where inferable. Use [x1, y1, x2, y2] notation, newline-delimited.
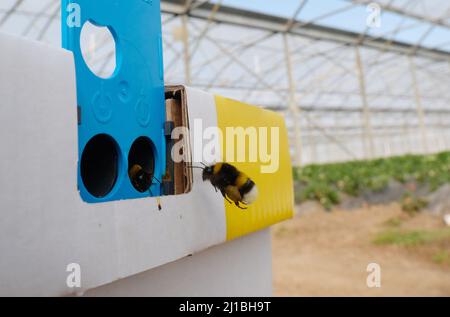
[164, 86, 193, 195]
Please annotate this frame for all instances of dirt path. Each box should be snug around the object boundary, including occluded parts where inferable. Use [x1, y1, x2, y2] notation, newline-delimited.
[272, 204, 450, 296]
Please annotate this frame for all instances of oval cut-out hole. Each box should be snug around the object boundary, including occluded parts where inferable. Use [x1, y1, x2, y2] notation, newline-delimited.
[81, 134, 120, 198]
[128, 137, 156, 193]
[80, 21, 117, 78]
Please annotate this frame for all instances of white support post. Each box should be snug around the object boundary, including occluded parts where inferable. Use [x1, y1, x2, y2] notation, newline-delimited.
[403, 120, 412, 154]
[182, 15, 191, 85]
[409, 56, 428, 154]
[355, 46, 375, 160]
[283, 33, 303, 167]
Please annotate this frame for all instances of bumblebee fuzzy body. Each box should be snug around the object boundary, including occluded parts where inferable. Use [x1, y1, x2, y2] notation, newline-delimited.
[202, 163, 258, 209]
[129, 164, 162, 210]
[129, 164, 152, 193]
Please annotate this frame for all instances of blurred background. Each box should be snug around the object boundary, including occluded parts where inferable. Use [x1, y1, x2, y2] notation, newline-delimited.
[1, 0, 449, 296]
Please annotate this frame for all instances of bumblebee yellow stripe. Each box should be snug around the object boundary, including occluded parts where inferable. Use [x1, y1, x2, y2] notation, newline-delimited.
[213, 163, 223, 175]
[215, 95, 294, 241]
[236, 173, 249, 188]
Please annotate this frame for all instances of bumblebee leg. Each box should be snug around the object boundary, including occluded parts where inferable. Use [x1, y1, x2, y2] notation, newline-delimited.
[235, 202, 248, 210]
[220, 189, 233, 204]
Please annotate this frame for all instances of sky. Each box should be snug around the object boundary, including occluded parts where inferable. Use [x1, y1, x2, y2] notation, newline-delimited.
[210, 0, 450, 52]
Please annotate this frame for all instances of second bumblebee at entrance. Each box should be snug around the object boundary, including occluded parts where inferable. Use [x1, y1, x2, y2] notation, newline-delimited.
[200, 163, 258, 210]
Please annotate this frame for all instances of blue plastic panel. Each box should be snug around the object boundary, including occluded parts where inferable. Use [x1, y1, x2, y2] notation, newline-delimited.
[61, 0, 166, 203]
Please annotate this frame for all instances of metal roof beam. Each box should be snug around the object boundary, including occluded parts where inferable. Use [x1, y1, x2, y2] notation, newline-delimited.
[287, 123, 450, 132]
[161, 0, 450, 62]
[263, 105, 450, 115]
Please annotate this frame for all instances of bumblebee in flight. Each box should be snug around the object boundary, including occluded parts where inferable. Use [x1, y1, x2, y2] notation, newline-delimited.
[196, 163, 258, 210]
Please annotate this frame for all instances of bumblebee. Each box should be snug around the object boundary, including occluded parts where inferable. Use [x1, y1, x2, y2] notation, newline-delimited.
[129, 164, 162, 210]
[129, 164, 152, 193]
[201, 163, 258, 209]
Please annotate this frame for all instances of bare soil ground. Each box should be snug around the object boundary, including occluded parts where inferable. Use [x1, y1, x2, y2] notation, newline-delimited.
[272, 204, 450, 296]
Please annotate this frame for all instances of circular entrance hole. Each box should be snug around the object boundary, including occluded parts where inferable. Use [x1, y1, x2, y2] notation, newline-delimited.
[128, 137, 156, 193]
[81, 134, 119, 198]
[80, 21, 117, 78]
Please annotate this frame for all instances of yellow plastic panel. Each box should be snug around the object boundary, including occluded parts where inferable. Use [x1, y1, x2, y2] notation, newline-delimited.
[215, 96, 294, 241]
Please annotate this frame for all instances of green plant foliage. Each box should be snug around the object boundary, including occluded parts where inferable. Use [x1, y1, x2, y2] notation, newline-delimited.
[294, 151, 450, 209]
[373, 228, 450, 246]
[432, 251, 450, 265]
[300, 182, 340, 210]
[383, 217, 403, 228]
[401, 192, 428, 215]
